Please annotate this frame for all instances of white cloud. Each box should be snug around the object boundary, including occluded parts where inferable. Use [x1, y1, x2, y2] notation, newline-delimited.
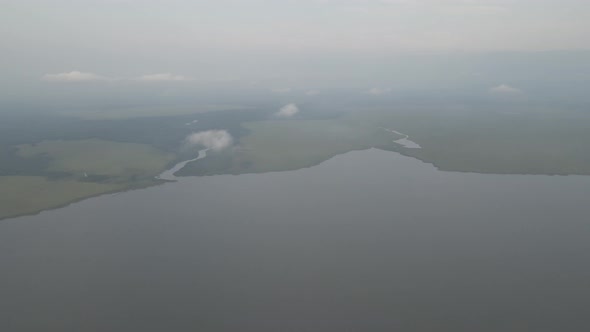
[41, 71, 106, 82]
[274, 103, 300, 118]
[306, 89, 321, 96]
[185, 130, 233, 151]
[42, 71, 195, 83]
[136, 73, 192, 82]
[489, 84, 523, 95]
[367, 87, 392, 95]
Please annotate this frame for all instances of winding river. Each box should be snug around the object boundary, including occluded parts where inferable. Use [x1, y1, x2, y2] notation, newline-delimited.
[156, 149, 209, 181]
[382, 127, 422, 148]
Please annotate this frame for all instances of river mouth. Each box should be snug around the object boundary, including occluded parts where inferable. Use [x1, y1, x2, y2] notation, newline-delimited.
[394, 137, 421, 148]
[382, 127, 422, 149]
[156, 149, 209, 181]
[3, 149, 590, 331]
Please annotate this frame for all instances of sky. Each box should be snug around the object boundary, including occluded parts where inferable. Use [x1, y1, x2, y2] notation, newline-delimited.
[2, 0, 590, 105]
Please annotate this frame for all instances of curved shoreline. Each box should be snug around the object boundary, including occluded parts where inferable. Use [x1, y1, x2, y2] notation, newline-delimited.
[4, 146, 588, 222]
[1, 150, 211, 222]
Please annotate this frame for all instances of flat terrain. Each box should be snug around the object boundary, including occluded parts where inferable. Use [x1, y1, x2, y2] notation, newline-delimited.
[3, 104, 590, 219]
[178, 119, 401, 176]
[17, 139, 175, 180]
[0, 139, 174, 220]
[179, 108, 590, 177]
[0, 176, 126, 220]
[0, 108, 263, 219]
[352, 109, 590, 175]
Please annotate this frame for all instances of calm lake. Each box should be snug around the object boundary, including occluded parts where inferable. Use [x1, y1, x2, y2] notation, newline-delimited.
[2, 149, 590, 331]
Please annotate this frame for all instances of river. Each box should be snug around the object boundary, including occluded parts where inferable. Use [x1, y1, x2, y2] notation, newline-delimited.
[2, 149, 590, 331]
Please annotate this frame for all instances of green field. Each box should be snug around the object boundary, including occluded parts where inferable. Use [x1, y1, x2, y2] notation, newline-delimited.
[350, 110, 590, 175]
[4, 106, 590, 220]
[177, 118, 403, 176]
[0, 176, 127, 220]
[0, 108, 267, 220]
[1, 139, 176, 220]
[179, 109, 590, 177]
[17, 139, 175, 180]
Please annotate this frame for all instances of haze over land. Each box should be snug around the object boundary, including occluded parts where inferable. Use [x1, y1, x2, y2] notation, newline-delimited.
[2, 1, 590, 331]
[1, 0, 590, 223]
[2, 0, 590, 108]
[1, 0, 590, 216]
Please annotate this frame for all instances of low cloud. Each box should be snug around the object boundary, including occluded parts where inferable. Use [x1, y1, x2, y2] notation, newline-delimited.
[186, 130, 233, 151]
[274, 103, 299, 118]
[136, 73, 192, 82]
[42, 71, 194, 83]
[306, 89, 321, 96]
[367, 87, 391, 95]
[41, 71, 106, 82]
[489, 84, 523, 95]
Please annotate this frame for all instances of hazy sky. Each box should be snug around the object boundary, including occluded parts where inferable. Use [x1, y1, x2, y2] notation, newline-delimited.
[2, 0, 590, 103]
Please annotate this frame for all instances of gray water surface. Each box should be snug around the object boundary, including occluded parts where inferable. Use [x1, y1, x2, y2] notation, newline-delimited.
[2, 149, 590, 331]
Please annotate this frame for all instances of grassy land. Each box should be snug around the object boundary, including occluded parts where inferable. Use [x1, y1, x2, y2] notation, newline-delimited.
[179, 109, 590, 177]
[177, 118, 402, 176]
[0, 176, 128, 220]
[1, 139, 175, 220]
[0, 108, 265, 220]
[5, 106, 590, 220]
[350, 109, 590, 175]
[17, 139, 175, 180]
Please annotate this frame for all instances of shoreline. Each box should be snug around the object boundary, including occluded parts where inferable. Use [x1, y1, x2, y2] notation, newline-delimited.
[1, 150, 210, 222]
[3, 147, 588, 221]
[0, 179, 166, 222]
